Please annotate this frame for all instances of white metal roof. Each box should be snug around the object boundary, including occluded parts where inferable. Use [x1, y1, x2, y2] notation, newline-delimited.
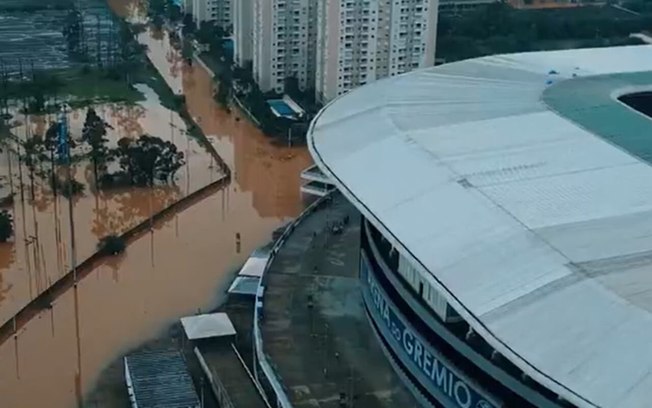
[180, 313, 236, 340]
[308, 45, 652, 408]
[238, 249, 271, 278]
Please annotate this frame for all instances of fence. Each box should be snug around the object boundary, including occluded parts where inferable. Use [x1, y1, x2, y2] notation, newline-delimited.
[252, 192, 333, 408]
[195, 347, 236, 408]
[0, 175, 230, 344]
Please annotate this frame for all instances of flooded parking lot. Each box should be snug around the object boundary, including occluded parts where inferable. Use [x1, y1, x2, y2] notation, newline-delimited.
[0, 1, 313, 406]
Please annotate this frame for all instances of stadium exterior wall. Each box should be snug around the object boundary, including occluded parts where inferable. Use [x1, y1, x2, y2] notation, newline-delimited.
[360, 217, 572, 408]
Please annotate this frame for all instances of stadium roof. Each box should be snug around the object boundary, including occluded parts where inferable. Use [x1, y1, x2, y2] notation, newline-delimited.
[308, 45, 652, 408]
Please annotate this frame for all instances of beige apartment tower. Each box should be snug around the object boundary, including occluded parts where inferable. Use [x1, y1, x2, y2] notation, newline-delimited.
[253, 0, 318, 94]
[246, 0, 438, 99]
[233, 0, 254, 67]
[185, 0, 231, 28]
[316, 0, 438, 103]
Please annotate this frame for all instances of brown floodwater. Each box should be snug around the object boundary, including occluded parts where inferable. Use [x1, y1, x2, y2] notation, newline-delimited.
[0, 1, 313, 406]
[0, 87, 223, 326]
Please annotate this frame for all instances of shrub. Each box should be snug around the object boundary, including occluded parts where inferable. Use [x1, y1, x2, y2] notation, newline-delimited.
[97, 234, 126, 255]
[51, 176, 85, 198]
[0, 210, 13, 242]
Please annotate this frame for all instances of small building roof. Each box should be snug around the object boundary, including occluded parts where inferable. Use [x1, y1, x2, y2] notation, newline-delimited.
[238, 248, 270, 278]
[124, 349, 200, 408]
[180, 312, 236, 340]
[228, 275, 261, 296]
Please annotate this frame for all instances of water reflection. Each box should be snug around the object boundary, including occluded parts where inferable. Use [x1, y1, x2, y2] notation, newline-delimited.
[0, 244, 15, 305]
[106, 104, 146, 138]
[0, 1, 313, 406]
[90, 185, 181, 238]
[0, 89, 223, 325]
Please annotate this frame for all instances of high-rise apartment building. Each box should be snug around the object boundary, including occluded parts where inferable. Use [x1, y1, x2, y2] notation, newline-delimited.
[233, 0, 254, 67]
[182, 0, 193, 15]
[185, 0, 231, 28]
[241, 0, 438, 100]
[316, 0, 438, 103]
[252, 0, 318, 94]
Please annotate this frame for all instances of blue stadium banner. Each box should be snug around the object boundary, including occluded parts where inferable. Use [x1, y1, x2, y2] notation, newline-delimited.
[360, 250, 500, 408]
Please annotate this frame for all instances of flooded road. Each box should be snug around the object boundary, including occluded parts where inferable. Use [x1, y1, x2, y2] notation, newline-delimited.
[0, 1, 313, 406]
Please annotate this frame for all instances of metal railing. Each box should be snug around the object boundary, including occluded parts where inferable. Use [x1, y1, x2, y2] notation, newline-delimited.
[252, 193, 333, 408]
[195, 347, 236, 408]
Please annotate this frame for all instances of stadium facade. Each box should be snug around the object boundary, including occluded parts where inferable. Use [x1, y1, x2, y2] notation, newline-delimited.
[307, 45, 652, 408]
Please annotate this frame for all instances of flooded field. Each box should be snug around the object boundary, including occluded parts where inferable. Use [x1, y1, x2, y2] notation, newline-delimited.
[0, 87, 224, 326]
[0, 0, 313, 406]
[0, 0, 120, 75]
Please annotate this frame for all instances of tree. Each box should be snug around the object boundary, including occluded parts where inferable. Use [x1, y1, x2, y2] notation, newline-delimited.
[63, 9, 84, 59]
[196, 21, 226, 45]
[182, 14, 196, 35]
[116, 21, 145, 84]
[167, 3, 182, 22]
[148, 0, 166, 17]
[114, 135, 185, 186]
[44, 122, 60, 195]
[215, 81, 231, 110]
[0, 210, 13, 242]
[97, 234, 126, 255]
[22, 73, 63, 113]
[22, 134, 46, 200]
[182, 41, 194, 65]
[50, 176, 85, 198]
[82, 107, 112, 189]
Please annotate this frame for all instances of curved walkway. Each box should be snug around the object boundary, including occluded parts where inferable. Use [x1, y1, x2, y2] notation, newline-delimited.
[259, 193, 417, 408]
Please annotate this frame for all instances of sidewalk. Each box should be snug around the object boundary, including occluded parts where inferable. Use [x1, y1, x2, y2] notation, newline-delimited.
[261, 194, 417, 407]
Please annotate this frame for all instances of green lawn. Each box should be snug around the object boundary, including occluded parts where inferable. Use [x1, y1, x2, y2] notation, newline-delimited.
[3, 60, 185, 113]
[58, 68, 145, 105]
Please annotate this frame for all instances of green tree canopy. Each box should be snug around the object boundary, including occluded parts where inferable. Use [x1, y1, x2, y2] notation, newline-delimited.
[114, 135, 185, 186]
[82, 107, 112, 187]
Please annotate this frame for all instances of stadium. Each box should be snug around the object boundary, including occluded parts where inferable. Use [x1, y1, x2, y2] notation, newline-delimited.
[306, 45, 652, 408]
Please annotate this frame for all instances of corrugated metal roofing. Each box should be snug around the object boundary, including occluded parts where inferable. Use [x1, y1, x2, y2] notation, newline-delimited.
[308, 45, 652, 408]
[125, 349, 200, 408]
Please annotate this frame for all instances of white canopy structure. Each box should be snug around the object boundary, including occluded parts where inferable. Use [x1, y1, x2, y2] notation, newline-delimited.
[181, 313, 236, 340]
